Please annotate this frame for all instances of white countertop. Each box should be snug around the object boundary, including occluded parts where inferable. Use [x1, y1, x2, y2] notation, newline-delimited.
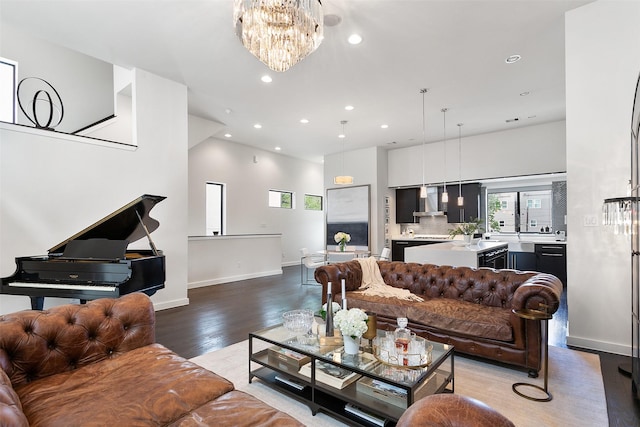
[404, 241, 507, 268]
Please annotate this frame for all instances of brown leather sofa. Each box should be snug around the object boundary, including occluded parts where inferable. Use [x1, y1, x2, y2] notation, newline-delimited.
[315, 260, 562, 376]
[0, 293, 302, 427]
[396, 394, 515, 427]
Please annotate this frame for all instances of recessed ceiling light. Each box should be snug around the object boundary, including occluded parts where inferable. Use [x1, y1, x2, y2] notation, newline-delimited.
[261, 75, 272, 83]
[381, 124, 389, 129]
[520, 91, 530, 96]
[224, 133, 232, 138]
[348, 34, 362, 45]
[345, 105, 354, 111]
[338, 133, 346, 139]
[254, 123, 262, 129]
[274, 146, 281, 151]
[505, 54, 521, 64]
[300, 118, 309, 124]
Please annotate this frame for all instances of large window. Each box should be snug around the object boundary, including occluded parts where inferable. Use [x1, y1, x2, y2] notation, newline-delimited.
[487, 188, 552, 233]
[206, 182, 224, 235]
[269, 190, 293, 209]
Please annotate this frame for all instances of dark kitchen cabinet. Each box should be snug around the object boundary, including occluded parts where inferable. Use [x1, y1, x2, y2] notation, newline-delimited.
[509, 252, 537, 271]
[535, 243, 567, 286]
[396, 188, 419, 224]
[439, 183, 481, 223]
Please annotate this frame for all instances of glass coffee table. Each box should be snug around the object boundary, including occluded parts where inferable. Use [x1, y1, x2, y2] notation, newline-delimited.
[249, 322, 454, 426]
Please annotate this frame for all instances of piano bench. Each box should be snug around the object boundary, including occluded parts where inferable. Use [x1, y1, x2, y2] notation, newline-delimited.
[0, 293, 302, 426]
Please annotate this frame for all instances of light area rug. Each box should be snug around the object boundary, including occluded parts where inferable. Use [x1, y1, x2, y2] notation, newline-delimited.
[190, 341, 608, 427]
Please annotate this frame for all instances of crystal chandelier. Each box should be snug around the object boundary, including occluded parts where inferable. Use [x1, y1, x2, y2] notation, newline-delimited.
[233, 0, 324, 72]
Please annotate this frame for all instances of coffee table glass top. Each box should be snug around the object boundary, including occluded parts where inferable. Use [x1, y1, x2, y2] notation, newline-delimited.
[251, 322, 453, 388]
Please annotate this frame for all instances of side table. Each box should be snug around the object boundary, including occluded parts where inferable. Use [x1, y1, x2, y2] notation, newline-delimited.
[511, 306, 553, 402]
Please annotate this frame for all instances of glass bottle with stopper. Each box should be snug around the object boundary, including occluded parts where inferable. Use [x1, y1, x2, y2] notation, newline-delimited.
[394, 317, 411, 354]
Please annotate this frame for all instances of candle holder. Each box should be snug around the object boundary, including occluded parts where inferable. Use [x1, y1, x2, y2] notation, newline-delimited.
[362, 312, 377, 349]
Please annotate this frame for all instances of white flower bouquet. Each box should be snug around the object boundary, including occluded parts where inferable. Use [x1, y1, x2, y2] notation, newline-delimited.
[333, 307, 368, 339]
[320, 301, 341, 321]
[334, 232, 351, 245]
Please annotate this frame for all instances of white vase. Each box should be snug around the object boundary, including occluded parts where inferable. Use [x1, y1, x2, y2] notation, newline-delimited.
[343, 334, 361, 354]
[463, 234, 473, 244]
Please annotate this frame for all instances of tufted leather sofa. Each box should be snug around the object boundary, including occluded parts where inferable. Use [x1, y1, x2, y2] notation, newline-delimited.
[396, 394, 515, 427]
[0, 292, 302, 427]
[315, 261, 562, 376]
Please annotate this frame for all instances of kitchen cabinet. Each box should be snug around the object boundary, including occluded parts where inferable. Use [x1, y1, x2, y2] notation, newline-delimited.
[439, 183, 481, 223]
[392, 240, 442, 262]
[395, 188, 419, 224]
[508, 252, 537, 271]
[535, 243, 567, 286]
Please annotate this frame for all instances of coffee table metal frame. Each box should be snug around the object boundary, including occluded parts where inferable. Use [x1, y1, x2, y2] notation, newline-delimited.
[249, 323, 454, 426]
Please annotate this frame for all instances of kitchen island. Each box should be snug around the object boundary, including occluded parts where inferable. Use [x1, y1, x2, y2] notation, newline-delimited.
[404, 240, 508, 268]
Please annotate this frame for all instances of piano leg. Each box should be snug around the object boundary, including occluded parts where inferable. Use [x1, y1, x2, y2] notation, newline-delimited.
[30, 296, 44, 310]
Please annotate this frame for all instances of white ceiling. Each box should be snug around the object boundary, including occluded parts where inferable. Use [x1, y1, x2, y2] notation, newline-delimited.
[0, 0, 592, 163]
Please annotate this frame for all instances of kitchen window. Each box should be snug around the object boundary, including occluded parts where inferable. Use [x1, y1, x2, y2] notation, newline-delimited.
[487, 188, 552, 233]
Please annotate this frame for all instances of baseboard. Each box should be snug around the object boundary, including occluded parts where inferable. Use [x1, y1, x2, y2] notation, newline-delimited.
[188, 269, 283, 289]
[566, 335, 631, 356]
[153, 297, 189, 311]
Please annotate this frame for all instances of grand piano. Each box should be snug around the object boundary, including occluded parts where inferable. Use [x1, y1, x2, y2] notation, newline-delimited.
[1, 194, 166, 310]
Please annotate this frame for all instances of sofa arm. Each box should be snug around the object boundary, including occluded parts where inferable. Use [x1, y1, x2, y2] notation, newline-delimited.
[0, 370, 28, 427]
[0, 292, 155, 387]
[511, 273, 563, 315]
[314, 261, 363, 304]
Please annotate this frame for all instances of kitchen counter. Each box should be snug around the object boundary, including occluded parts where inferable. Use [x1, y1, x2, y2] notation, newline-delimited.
[404, 240, 508, 268]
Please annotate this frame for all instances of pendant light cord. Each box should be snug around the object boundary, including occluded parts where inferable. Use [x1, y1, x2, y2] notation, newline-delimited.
[421, 89, 428, 189]
[442, 108, 448, 194]
[458, 123, 463, 198]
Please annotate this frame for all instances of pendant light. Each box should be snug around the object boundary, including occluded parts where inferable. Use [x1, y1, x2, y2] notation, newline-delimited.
[419, 89, 429, 198]
[457, 123, 464, 207]
[441, 108, 449, 204]
[334, 120, 354, 185]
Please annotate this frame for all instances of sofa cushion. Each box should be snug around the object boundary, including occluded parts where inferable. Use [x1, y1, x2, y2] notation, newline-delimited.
[347, 292, 513, 342]
[168, 390, 304, 426]
[15, 344, 235, 427]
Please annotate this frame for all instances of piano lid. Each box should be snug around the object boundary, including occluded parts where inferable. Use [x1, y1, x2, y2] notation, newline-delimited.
[48, 194, 166, 254]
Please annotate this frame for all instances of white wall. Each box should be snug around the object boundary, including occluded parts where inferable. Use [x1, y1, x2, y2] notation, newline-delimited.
[1, 22, 114, 134]
[565, 0, 640, 354]
[388, 120, 566, 188]
[189, 138, 324, 265]
[0, 68, 189, 313]
[324, 146, 392, 255]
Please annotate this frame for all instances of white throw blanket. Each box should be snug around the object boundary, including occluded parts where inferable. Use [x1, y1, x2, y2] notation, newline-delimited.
[355, 257, 424, 302]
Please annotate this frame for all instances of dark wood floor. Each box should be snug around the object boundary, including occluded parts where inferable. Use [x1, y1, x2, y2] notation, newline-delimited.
[155, 265, 640, 427]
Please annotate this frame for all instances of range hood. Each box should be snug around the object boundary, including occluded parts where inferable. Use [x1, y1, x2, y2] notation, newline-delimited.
[413, 187, 445, 217]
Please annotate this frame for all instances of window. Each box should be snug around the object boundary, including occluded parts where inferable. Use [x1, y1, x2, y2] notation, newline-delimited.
[206, 182, 224, 235]
[487, 188, 553, 233]
[304, 194, 323, 210]
[526, 199, 542, 209]
[269, 190, 293, 209]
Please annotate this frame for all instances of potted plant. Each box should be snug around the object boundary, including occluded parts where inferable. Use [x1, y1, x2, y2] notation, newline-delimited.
[449, 217, 484, 244]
